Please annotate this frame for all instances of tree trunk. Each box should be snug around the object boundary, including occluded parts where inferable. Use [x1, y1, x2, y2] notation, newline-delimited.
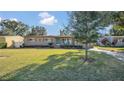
[84, 42, 88, 62]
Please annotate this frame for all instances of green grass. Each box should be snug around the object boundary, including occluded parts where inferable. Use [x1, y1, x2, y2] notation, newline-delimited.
[95, 46, 124, 52]
[0, 48, 124, 81]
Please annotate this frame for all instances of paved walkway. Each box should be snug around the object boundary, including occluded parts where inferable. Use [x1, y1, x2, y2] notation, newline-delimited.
[90, 48, 124, 61]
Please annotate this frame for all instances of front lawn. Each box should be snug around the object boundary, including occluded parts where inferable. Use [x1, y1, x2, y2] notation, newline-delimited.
[0, 49, 124, 80]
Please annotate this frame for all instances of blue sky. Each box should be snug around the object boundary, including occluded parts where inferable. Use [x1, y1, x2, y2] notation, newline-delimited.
[0, 11, 69, 35]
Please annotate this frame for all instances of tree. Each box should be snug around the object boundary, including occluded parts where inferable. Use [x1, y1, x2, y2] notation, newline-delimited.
[0, 19, 29, 36]
[60, 26, 71, 36]
[30, 26, 47, 35]
[110, 11, 124, 36]
[68, 11, 112, 61]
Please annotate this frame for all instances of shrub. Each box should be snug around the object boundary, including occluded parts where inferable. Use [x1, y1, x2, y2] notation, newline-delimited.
[0, 43, 7, 48]
[60, 45, 83, 49]
[48, 43, 54, 48]
[0, 37, 6, 42]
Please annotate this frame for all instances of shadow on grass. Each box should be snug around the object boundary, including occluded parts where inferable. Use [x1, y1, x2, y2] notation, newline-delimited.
[1, 51, 124, 81]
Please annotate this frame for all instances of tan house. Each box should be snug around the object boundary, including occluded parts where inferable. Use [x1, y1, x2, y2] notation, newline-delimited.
[0, 35, 93, 48]
[24, 35, 77, 47]
[0, 36, 24, 48]
[0, 35, 82, 48]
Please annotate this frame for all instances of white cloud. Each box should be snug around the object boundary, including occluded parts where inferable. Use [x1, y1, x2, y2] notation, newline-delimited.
[39, 12, 51, 18]
[40, 16, 58, 25]
[39, 12, 58, 25]
[10, 18, 18, 22]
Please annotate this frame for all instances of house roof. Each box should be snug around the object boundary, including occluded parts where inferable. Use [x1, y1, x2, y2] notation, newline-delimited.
[0, 36, 23, 38]
[24, 35, 73, 38]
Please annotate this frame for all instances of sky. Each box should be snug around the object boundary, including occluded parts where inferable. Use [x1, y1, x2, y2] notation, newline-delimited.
[0, 11, 69, 35]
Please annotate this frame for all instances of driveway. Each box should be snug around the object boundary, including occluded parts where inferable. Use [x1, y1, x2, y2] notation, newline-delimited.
[90, 48, 124, 61]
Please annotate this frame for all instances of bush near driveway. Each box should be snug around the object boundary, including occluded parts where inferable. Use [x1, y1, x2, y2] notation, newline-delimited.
[0, 43, 7, 48]
[0, 37, 7, 48]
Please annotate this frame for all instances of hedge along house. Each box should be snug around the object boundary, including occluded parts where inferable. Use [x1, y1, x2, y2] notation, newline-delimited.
[97, 36, 124, 46]
[0, 36, 24, 48]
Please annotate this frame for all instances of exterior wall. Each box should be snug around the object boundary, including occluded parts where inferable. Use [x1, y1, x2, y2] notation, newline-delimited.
[0, 36, 24, 48]
[114, 37, 124, 46]
[24, 36, 75, 47]
[59, 37, 73, 45]
[24, 36, 56, 46]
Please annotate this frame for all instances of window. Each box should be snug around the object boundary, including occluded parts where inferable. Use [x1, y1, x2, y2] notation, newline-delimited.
[28, 38, 35, 42]
[39, 39, 42, 42]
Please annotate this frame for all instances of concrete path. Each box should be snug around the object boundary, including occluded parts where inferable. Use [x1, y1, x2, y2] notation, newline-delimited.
[89, 48, 124, 61]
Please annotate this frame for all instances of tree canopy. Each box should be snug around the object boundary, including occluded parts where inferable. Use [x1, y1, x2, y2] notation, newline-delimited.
[0, 19, 29, 36]
[68, 11, 113, 61]
[29, 26, 47, 35]
[110, 11, 124, 36]
[69, 12, 112, 43]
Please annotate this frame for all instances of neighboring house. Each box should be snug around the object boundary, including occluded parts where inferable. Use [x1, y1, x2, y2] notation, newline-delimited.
[97, 36, 124, 46]
[0, 36, 24, 48]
